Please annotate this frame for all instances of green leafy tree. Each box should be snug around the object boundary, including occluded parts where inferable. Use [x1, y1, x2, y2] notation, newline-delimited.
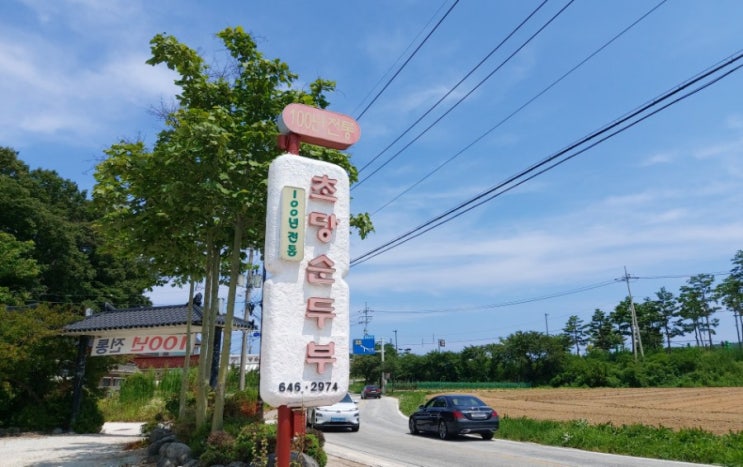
[611, 299, 635, 351]
[0, 232, 41, 305]
[562, 315, 588, 355]
[679, 274, 719, 348]
[653, 287, 685, 350]
[586, 308, 622, 352]
[95, 27, 374, 431]
[459, 345, 494, 381]
[634, 298, 664, 352]
[0, 304, 110, 432]
[419, 351, 462, 382]
[715, 250, 743, 348]
[0, 147, 154, 308]
[498, 331, 569, 385]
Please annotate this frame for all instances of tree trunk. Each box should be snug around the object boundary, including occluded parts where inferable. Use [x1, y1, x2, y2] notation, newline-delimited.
[196, 235, 217, 428]
[179, 280, 195, 420]
[212, 215, 244, 432]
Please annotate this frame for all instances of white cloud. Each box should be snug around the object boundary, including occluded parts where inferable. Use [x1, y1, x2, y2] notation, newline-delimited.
[640, 151, 674, 166]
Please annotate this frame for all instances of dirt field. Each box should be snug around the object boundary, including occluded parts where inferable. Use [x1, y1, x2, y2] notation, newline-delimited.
[470, 387, 743, 435]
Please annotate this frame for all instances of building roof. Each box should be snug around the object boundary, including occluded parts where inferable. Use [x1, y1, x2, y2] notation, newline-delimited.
[62, 303, 254, 335]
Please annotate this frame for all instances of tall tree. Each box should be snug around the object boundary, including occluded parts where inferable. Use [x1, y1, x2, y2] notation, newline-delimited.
[586, 308, 622, 352]
[715, 250, 743, 348]
[653, 287, 685, 350]
[95, 27, 373, 431]
[611, 298, 635, 352]
[1, 147, 153, 309]
[634, 298, 664, 352]
[0, 232, 41, 305]
[679, 274, 719, 348]
[499, 331, 568, 385]
[562, 315, 588, 355]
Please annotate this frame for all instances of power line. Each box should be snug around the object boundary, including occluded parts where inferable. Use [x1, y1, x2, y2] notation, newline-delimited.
[370, 0, 669, 215]
[350, 49, 743, 267]
[367, 270, 731, 315]
[354, 0, 460, 121]
[372, 279, 617, 314]
[355, 0, 559, 178]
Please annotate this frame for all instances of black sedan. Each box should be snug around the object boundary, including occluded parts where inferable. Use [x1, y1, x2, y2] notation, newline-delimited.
[408, 394, 499, 440]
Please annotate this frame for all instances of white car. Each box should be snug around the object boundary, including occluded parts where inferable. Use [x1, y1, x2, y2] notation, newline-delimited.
[307, 393, 360, 431]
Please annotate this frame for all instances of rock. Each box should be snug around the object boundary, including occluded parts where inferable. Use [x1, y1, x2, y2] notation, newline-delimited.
[262, 451, 319, 467]
[149, 434, 176, 456]
[164, 441, 192, 465]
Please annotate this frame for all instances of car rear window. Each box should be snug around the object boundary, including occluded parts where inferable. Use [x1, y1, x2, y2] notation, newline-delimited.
[451, 396, 485, 407]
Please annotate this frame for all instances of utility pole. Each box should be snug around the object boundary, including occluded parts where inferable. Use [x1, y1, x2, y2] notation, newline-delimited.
[623, 266, 644, 361]
[378, 338, 386, 393]
[359, 303, 373, 336]
[239, 249, 255, 390]
[394, 330, 398, 352]
[545, 313, 549, 335]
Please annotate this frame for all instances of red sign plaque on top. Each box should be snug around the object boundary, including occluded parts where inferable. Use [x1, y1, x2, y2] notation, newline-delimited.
[277, 103, 361, 150]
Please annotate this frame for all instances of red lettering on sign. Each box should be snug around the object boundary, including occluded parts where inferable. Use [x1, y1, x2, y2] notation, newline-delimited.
[306, 255, 335, 284]
[309, 175, 338, 203]
[306, 297, 336, 328]
[306, 341, 336, 373]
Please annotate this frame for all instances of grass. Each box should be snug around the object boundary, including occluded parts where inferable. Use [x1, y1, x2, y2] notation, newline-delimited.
[99, 392, 168, 422]
[392, 391, 743, 467]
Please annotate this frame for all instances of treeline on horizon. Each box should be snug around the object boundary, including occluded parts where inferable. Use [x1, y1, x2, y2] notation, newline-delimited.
[352, 337, 743, 389]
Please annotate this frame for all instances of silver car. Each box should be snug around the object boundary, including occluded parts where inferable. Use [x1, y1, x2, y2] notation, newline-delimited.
[307, 393, 360, 431]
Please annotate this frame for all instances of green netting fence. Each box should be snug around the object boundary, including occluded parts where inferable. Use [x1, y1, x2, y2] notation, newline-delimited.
[387, 381, 531, 391]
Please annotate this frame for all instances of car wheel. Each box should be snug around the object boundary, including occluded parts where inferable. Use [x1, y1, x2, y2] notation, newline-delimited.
[408, 417, 418, 435]
[438, 421, 449, 440]
[351, 425, 360, 432]
[481, 431, 494, 441]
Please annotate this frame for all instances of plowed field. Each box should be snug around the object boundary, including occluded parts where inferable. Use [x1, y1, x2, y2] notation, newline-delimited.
[470, 388, 743, 435]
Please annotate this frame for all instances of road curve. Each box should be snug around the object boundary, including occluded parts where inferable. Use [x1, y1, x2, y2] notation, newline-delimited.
[322, 396, 712, 467]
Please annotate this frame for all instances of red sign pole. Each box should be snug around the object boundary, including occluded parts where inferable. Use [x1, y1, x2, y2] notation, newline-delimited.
[276, 405, 292, 466]
[272, 104, 360, 467]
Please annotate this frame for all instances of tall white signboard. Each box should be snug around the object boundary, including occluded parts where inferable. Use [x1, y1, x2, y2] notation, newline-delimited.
[260, 153, 350, 408]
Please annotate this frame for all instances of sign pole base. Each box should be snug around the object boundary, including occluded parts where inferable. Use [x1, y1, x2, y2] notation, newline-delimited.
[277, 405, 292, 466]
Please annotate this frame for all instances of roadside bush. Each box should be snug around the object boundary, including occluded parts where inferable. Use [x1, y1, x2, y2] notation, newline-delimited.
[199, 430, 236, 466]
[71, 391, 105, 433]
[223, 388, 261, 422]
[293, 433, 327, 467]
[233, 422, 277, 464]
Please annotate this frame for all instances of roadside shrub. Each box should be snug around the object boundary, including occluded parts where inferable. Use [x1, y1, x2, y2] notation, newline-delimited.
[199, 430, 236, 466]
[184, 420, 212, 456]
[293, 433, 326, 466]
[71, 391, 105, 433]
[305, 426, 325, 447]
[233, 422, 277, 463]
[224, 388, 261, 422]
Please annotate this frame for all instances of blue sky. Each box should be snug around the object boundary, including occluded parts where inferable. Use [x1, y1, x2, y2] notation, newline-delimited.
[2, 0, 742, 354]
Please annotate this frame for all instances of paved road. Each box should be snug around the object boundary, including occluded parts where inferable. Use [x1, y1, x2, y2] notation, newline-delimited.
[322, 396, 712, 467]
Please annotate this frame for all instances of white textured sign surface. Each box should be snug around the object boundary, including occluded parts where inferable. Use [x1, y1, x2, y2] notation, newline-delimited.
[260, 154, 350, 408]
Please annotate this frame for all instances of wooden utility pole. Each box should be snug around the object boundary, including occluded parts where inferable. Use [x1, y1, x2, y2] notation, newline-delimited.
[623, 267, 644, 360]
